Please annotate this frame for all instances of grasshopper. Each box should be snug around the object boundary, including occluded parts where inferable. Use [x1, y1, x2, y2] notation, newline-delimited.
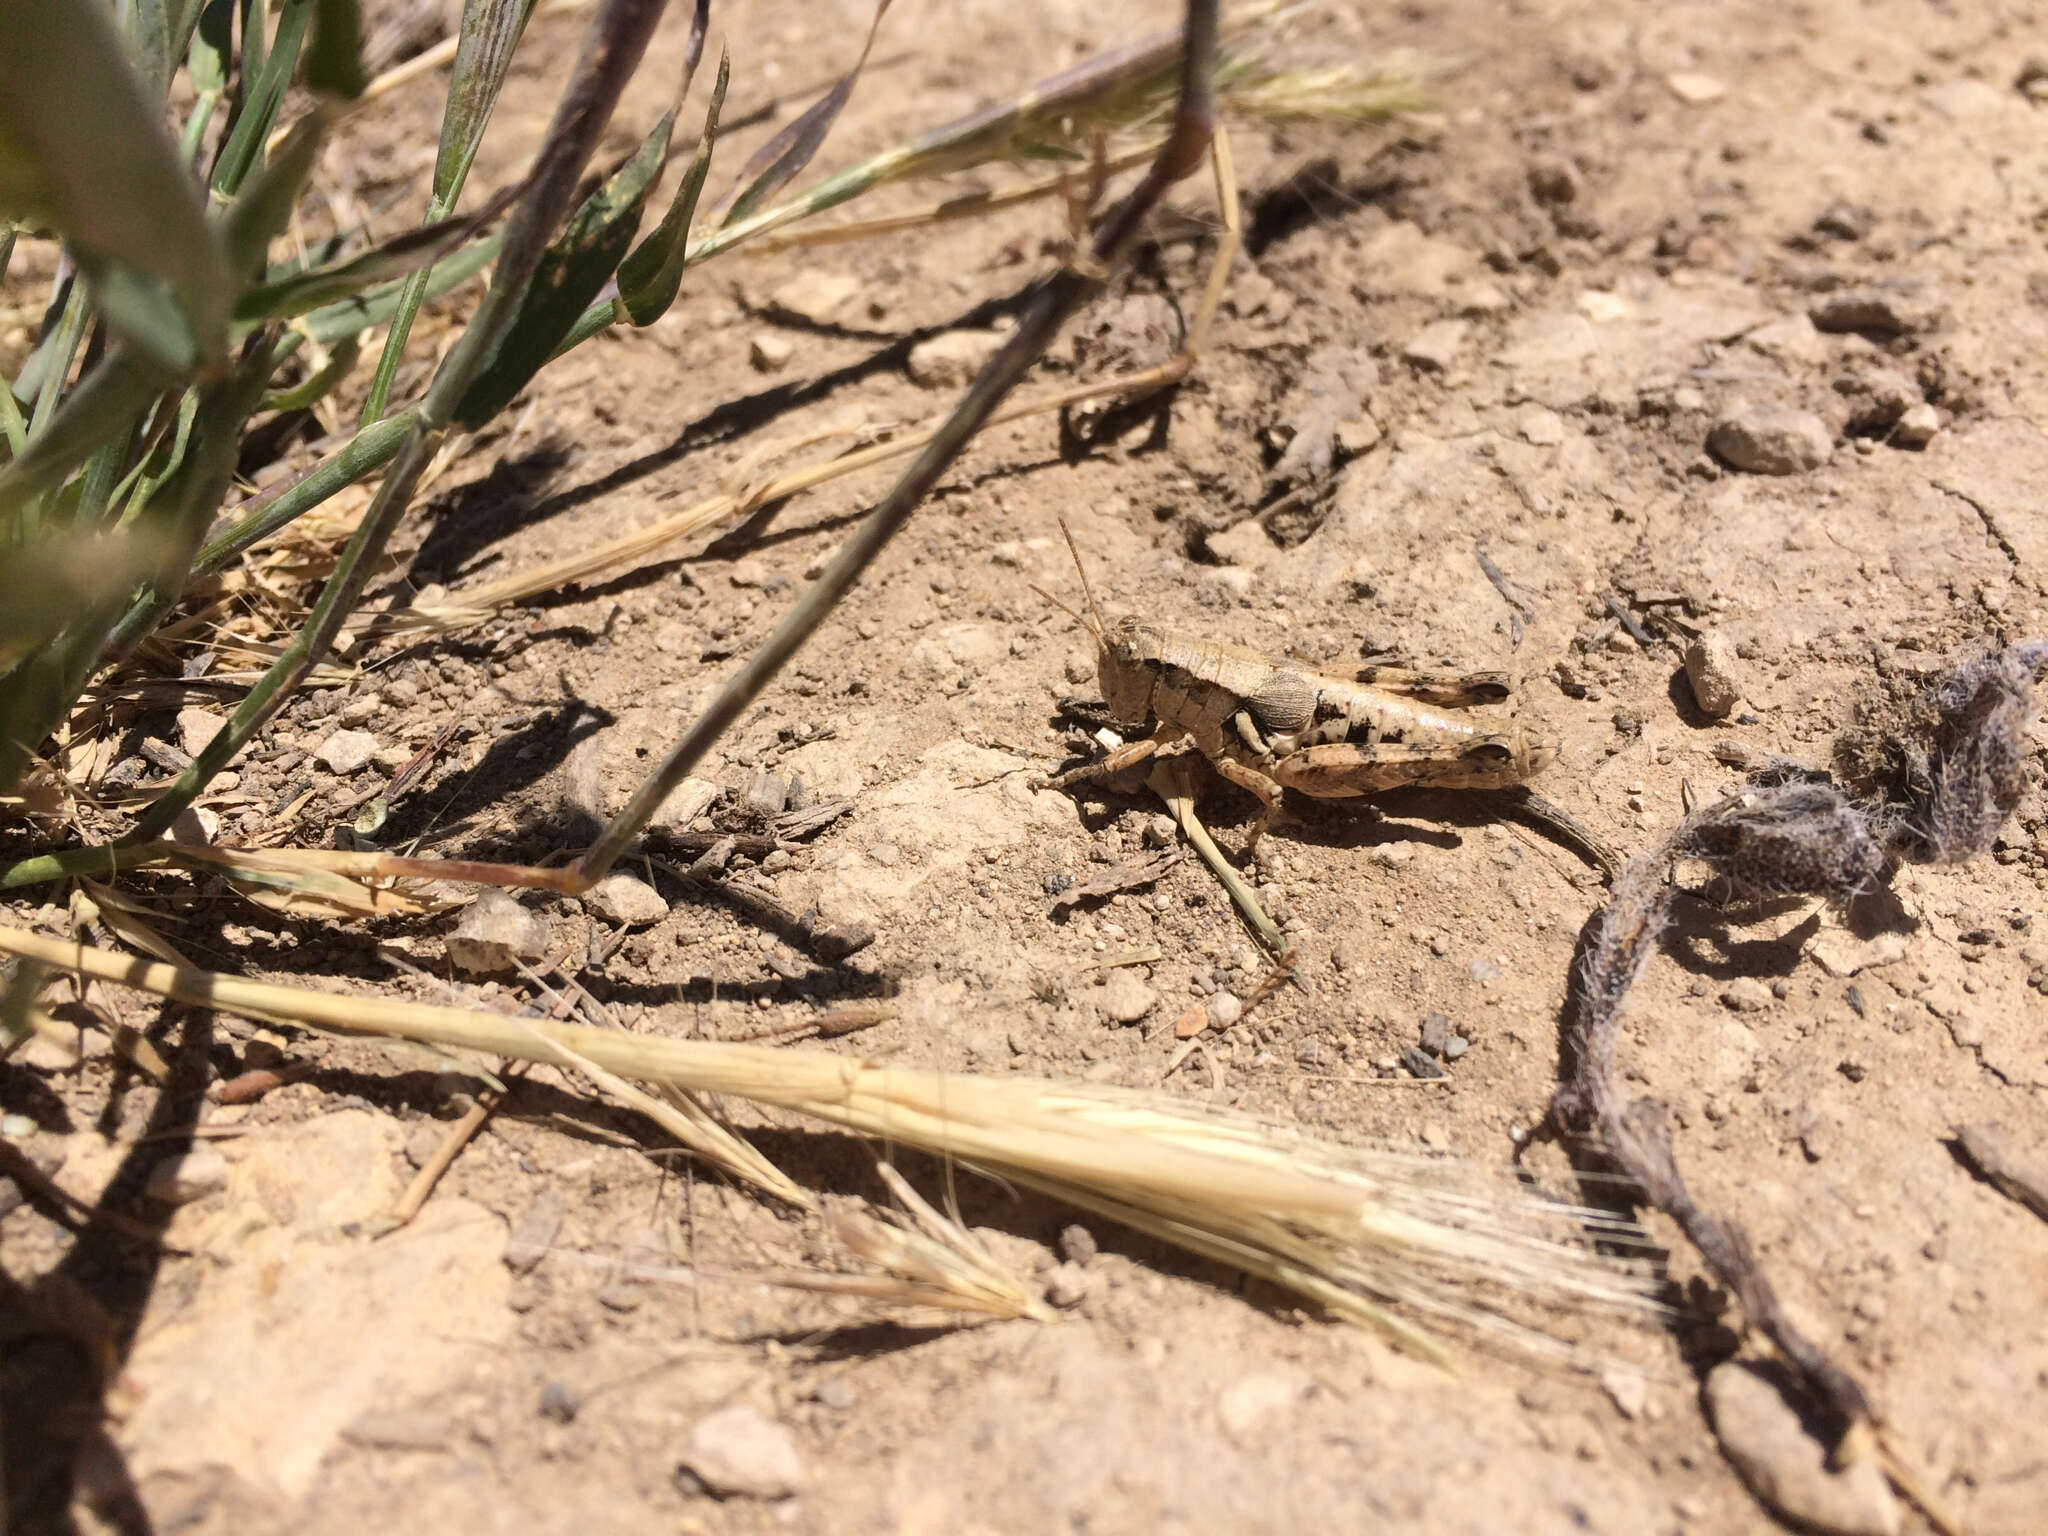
[1035, 523, 1557, 840]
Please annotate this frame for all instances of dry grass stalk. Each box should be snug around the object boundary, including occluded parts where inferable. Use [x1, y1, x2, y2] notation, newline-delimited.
[0, 923, 1659, 1357]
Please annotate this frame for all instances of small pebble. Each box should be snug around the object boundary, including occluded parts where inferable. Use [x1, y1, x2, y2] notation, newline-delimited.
[749, 333, 794, 373]
[681, 1406, 806, 1500]
[1893, 402, 1940, 447]
[144, 1147, 227, 1204]
[1418, 1012, 1453, 1057]
[1708, 404, 1832, 475]
[447, 890, 551, 975]
[315, 728, 379, 775]
[584, 873, 668, 927]
[1706, 1363, 1899, 1536]
[177, 707, 227, 758]
[1666, 70, 1728, 104]
[1400, 1046, 1444, 1080]
[1205, 991, 1243, 1029]
[906, 329, 1005, 389]
[538, 1382, 579, 1423]
[1443, 1035, 1470, 1060]
[1685, 631, 1745, 719]
[1097, 972, 1158, 1025]
[1402, 318, 1470, 371]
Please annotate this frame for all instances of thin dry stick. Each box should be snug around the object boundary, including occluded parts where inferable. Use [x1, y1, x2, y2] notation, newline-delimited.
[383, 1087, 500, 1232]
[567, 0, 1224, 888]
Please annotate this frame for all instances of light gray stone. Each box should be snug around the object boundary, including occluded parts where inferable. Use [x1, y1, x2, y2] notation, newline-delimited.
[315, 728, 379, 775]
[1709, 404, 1832, 475]
[584, 873, 667, 927]
[1707, 1363, 1899, 1536]
[682, 1405, 805, 1500]
[446, 890, 550, 975]
[1685, 631, 1745, 718]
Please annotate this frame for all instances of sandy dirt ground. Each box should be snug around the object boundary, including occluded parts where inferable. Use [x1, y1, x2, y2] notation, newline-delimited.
[5, 0, 2048, 1532]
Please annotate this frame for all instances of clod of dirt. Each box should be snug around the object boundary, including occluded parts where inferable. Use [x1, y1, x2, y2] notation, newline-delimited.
[584, 872, 667, 927]
[749, 333, 794, 373]
[1665, 70, 1727, 103]
[1264, 344, 1379, 495]
[1893, 402, 1940, 447]
[446, 890, 551, 975]
[1809, 285, 1945, 338]
[1835, 365, 1920, 435]
[1684, 631, 1744, 718]
[766, 270, 864, 327]
[682, 1405, 806, 1500]
[144, 1147, 227, 1204]
[1401, 318, 1470, 371]
[176, 706, 226, 758]
[1704, 1364, 1900, 1536]
[1719, 977, 1773, 1012]
[315, 727, 379, 775]
[906, 328, 1006, 389]
[1097, 971, 1159, 1025]
[1707, 404, 1832, 475]
[502, 1188, 567, 1276]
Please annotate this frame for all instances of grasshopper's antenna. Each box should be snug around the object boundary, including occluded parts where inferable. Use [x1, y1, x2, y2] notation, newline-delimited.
[1055, 517, 1110, 640]
[1029, 584, 1091, 633]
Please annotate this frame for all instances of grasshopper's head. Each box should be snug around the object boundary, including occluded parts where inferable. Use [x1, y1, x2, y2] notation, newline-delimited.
[1096, 616, 1166, 726]
[1033, 519, 1159, 725]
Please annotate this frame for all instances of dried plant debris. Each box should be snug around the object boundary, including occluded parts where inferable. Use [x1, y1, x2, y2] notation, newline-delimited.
[1048, 847, 1182, 912]
[1553, 639, 2048, 1446]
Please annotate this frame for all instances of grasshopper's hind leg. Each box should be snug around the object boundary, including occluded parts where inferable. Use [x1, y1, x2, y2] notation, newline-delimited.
[1212, 756, 1286, 855]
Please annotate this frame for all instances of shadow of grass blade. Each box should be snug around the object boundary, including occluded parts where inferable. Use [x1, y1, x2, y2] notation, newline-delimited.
[617, 48, 727, 325]
[452, 108, 674, 427]
[361, 0, 538, 422]
[0, 0, 230, 373]
[716, 0, 890, 226]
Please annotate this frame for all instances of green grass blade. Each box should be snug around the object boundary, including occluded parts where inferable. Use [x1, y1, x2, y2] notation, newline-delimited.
[717, 0, 889, 227]
[220, 107, 332, 277]
[0, 0, 231, 372]
[236, 190, 510, 325]
[304, 234, 500, 344]
[0, 350, 165, 513]
[211, 0, 313, 198]
[453, 109, 672, 427]
[306, 0, 366, 99]
[360, 0, 537, 423]
[618, 47, 727, 326]
[259, 333, 359, 410]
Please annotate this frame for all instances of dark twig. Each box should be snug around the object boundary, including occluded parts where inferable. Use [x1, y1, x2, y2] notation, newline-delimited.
[1475, 544, 1535, 652]
[1551, 639, 2048, 1444]
[571, 0, 1221, 887]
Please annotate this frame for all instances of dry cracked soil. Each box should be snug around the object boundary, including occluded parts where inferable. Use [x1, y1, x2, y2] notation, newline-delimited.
[5, 0, 2048, 1533]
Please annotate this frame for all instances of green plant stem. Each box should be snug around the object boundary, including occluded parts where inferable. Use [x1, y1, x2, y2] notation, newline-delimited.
[571, 0, 1220, 888]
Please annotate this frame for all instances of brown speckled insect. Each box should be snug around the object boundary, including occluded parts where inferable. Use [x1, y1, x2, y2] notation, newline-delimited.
[1036, 522, 1556, 838]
